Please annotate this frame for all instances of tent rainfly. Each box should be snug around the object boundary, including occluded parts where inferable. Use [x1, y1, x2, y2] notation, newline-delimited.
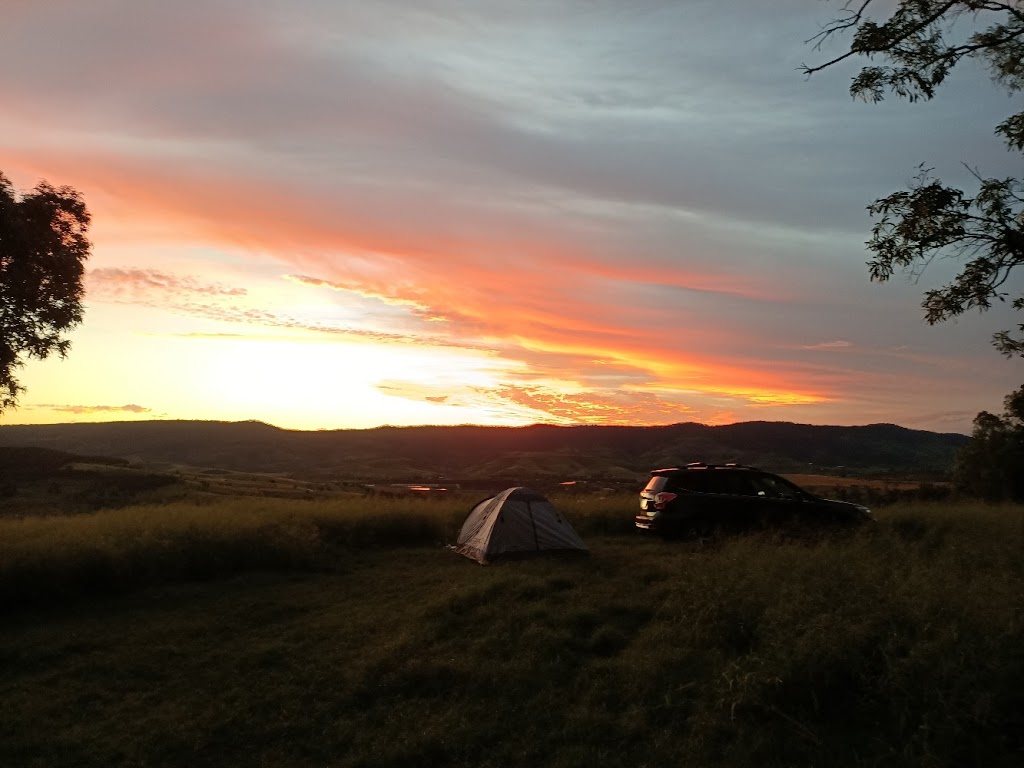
[454, 487, 588, 564]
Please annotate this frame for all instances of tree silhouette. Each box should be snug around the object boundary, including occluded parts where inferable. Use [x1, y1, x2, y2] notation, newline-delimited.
[804, 1, 1024, 356]
[953, 384, 1024, 500]
[0, 172, 91, 413]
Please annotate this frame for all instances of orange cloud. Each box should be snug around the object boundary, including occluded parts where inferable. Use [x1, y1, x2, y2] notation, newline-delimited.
[282, 273, 447, 320]
[6, 147, 836, 420]
[490, 385, 695, 425]
[373, 377, 696, 425]
[30, 403, 151, 415]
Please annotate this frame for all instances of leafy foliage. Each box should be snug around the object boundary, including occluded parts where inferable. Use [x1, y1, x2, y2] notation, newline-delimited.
[805, 1, 1024, 356]
[954, 384, 1024, 500]
[0, 172, 91, 411]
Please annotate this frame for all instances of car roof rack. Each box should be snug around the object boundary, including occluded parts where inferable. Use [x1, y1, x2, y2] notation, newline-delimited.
[651, 462, 761, 473]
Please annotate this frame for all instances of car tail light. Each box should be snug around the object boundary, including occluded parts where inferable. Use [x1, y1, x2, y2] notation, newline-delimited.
[654, 492, 677, 509]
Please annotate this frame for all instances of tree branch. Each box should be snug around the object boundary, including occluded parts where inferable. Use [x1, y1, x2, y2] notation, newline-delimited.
[803, 1, 961, 76]
[803, 0, 876, 72]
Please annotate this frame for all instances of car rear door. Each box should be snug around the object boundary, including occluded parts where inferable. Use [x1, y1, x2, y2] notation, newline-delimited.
[656, 471, 730, 535]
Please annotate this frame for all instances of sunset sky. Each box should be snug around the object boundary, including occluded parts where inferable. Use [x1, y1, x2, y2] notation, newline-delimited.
[2, 0, 1020, 433]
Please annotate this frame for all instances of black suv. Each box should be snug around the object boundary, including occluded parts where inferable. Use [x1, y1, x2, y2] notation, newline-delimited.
[636, 463, 872, 537]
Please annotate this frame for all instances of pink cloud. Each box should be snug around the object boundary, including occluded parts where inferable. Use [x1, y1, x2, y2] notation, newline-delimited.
[88, 268, 247, 300]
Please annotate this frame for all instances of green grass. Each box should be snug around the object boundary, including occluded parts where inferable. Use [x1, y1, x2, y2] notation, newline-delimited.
[1, 499, 1022, 767]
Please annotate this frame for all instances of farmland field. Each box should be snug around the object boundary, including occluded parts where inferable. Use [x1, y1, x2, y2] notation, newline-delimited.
[1, 494, 1022, 767]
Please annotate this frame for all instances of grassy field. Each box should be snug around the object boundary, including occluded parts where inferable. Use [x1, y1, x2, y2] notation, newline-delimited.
[1, 495, 1023, 767]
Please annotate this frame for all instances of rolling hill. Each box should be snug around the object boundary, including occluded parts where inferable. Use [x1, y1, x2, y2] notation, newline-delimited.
[0, 419, 969, 484]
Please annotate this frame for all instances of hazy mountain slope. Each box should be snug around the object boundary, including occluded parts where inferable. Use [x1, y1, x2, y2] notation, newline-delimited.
[0, 420, 969, 482]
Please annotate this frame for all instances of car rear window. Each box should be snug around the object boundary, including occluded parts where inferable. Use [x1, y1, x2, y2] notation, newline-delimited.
[657, 471, 723, 494]
[679, 472, 727, 493]
[643, 476, 668, 493]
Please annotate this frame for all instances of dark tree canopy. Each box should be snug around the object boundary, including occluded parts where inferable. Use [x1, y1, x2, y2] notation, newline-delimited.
[953, 384, 1024, 500]
[804, 0, 1024, 357]
[0, 172, 91, 413]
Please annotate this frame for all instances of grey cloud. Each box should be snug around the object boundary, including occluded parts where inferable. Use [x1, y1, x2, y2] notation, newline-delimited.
[801, 341, 852, 350]
[6, 0, 1014, 250]
[5, 0, 1009, 241]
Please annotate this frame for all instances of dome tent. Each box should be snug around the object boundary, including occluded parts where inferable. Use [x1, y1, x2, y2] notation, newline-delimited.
[454, 487, 588, 565]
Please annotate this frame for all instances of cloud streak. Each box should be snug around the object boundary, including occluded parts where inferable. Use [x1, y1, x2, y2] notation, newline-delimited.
[88, 268, 247, 300]
[29, 404, 152, 415]
[801, 341, 853, 351]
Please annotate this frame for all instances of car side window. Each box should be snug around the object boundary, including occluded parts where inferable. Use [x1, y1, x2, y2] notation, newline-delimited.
[751, 474, 802, 500]
[726, 473, 761, 497]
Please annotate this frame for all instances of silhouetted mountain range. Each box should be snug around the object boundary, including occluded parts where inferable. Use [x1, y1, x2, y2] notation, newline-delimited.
[0, 420, 969, 483]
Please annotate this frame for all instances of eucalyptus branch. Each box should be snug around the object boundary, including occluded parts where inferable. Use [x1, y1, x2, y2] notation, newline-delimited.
[803, 0, 960, 76]
[805, 2, 1024, 357]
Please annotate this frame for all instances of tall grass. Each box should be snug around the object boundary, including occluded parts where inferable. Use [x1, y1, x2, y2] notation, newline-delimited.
[2, 495, 1020, 612]
[0, 493, 633, 609]
[0, 497, 430, 609]
[1, 499, 1022, 766]
[636, 503, 1024, 765]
